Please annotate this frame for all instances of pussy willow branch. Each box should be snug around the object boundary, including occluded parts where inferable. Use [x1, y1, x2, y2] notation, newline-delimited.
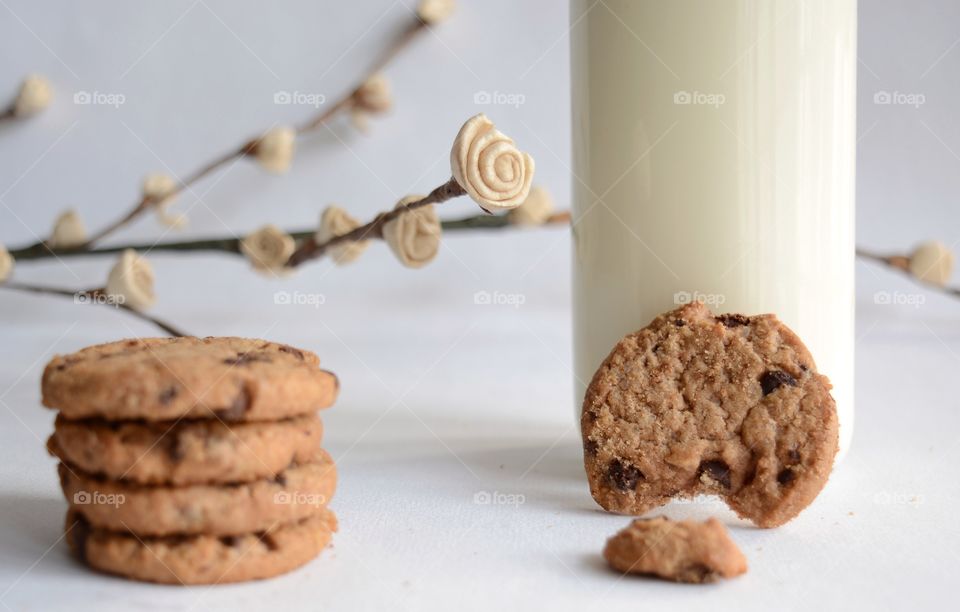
[7, 13, 432, 256]
[295, 16, 426, 134]
[0, 282, 189, 337]
[81, 146, 250, 247]
[287, 178, 466, 267]
[7, 211, 572, 261]
[857, 247, 960, 299]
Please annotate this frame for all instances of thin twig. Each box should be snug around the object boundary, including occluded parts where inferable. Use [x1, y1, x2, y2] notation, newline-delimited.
[7, 210, 568, 262]
[11, 236, 245, 260]
[6, 14, 432, 255]
[286, 178, 467, 267]
[0, 282, 189, 337]
[82, 145, 252, 246]
[857, 247, 960, 298]
[295, 18, 426, 134]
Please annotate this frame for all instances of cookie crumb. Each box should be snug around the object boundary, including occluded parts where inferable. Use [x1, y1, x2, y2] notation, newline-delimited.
[603, 516, 747, 583]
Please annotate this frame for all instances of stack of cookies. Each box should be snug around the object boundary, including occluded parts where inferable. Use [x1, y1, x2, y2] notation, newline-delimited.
[41, 337, 340, 584]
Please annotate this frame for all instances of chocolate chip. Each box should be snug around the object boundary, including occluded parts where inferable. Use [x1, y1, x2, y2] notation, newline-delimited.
[223, 352, 272, 366]
[260, 533, 279, 551]
[158, 386, 178, 405]
[777, 468, 795, 486]
[219, 535, 241, 547]
[698, 460, 731, 489]
[584, 440, 599, 456]
[278, 345, 305, 361]
[608, 459, 644, 491]
[760, 370, 797, 396]
[215, 386, 252, 421]
[673, 319, 686, 327]
[716, 313, 750, 328]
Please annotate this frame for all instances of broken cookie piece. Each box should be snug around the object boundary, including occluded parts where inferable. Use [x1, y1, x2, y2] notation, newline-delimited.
[603, 516, 747, 583]
[581, 302, 838, 528]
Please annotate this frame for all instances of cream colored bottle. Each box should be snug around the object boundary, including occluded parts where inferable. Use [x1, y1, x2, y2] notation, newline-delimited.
[570, 0, 857, 457]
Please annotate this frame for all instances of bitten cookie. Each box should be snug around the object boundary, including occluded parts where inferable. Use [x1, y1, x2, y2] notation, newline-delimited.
[66, 508, 337, 585]
[60, 449, 336, 536]
[581, 302, 838, 528]
[48, 413, 323, 485]
[604, 516, 747, 583]
[42, 337, 338, 422]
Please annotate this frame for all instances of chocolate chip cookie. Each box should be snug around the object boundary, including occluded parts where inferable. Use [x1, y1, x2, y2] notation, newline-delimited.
[66, 508, 337, 584]
[604, 516, 747, 583]
[581, 302, 838, 528]
[48, 413, 323, 485]
[59, 449, 336, 536]
[42, 337, 338, 422]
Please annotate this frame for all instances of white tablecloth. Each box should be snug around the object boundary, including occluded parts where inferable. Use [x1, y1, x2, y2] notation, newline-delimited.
[0, 239, 954, 611]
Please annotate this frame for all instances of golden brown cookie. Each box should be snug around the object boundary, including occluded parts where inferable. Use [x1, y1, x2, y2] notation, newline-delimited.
[48, 413, 323, 485]
[66, 508, 337, 585]
[604, 517, 747, 583]
[581, 302, 838, 528]
[59, 449, 336, 536]
[42, 337, 338, 422]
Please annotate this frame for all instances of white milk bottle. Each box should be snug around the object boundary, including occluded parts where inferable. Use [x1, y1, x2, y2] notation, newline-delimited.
[570, 0, 857, 456]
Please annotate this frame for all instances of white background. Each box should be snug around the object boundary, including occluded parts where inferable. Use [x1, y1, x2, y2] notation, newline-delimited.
[0, 1, 957, 610]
